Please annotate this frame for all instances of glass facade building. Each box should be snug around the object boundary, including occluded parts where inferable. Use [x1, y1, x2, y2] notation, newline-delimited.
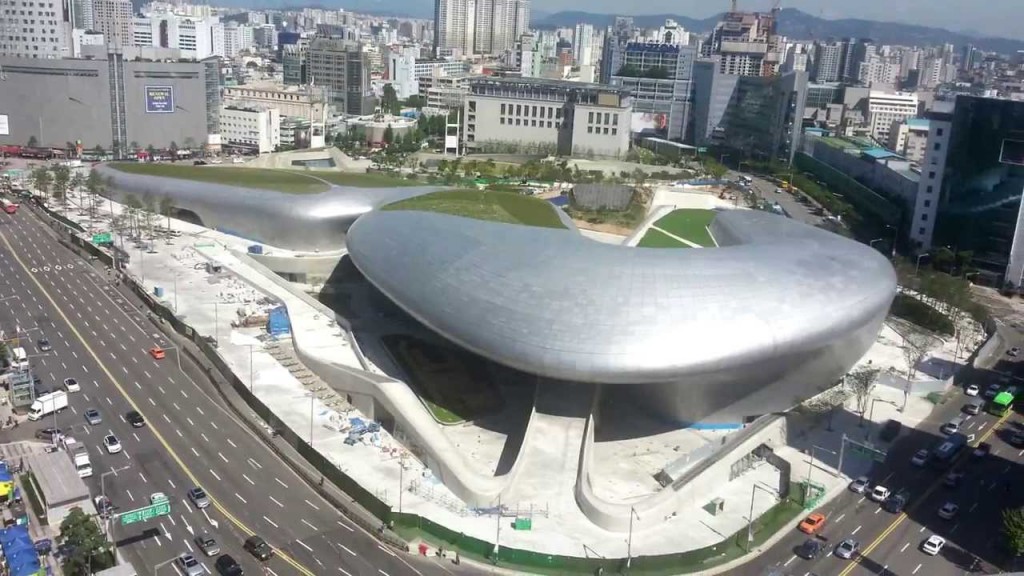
[608, 42, 695, 141]
[930, 97, 1024, 285]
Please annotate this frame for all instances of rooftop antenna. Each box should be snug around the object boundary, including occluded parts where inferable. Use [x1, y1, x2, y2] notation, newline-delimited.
[730, 0, 737, 12]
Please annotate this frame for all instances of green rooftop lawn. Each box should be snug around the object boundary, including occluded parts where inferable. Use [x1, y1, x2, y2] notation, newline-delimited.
[653, 209, 717, 247]
[637, 227, 690, 248]
[110, 163, 329, 193]
[383, 189, 567, 229]
[295, 170, 421, 188]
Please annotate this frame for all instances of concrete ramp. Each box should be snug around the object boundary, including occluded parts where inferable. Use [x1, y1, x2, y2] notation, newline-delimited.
[501, 382, 594, 508]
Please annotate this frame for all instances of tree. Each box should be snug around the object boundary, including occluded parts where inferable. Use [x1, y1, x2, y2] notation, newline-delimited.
[26, 135, 39, 148]
[406, 94, 427, 109]
[900, 332, 932, 410]
[383, 124, 395, 146]
[50, 164, 70, 203]
[168, 141, 179, 160]
[158, 196, 174, 231]
[847, 364, 881, 427]
[381, 84, 401, 116]
[59, 507, 113, 575]
[30, 167, 51, 203]
[183, 137, 197, 152]
[69, 172, 86, 210]
[123, 194, 142, 237]
[1005, 507, 1024, 557]
[141, 194, 156, 238]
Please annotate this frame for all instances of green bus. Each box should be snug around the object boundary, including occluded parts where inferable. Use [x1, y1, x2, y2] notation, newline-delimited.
[990, 387, 1018, 416]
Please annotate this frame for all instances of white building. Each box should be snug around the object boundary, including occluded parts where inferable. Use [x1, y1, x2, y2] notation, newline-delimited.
[574, 23, 594, 67]
[867, 91, 918, 143]
[387, 46, 420, 99]
[0, 0, 72, 58]
[858, 54, 899, 88]
[909, 107, 952, 249]
[219, 106, 281, 154]
[133, 13, 222, 60]
[72, 30, 106, 57]
[886, 118, 930, 163]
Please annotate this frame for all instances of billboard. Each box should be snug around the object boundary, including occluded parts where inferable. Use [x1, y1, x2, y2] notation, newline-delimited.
[0, 114, 8, 136]
[999, 139, 1024, 167]
[144, 86, 175, 114]
[631, 112, 668, 135]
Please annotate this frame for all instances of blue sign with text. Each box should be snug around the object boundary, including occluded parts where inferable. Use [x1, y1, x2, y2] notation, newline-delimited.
[145, 86, 175, 114]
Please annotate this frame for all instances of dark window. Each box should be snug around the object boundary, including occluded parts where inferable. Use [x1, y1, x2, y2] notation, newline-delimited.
[588, 111, 594, 123]
[921, 213, 928, 221]
[587, 126, 593, 133]
[924, 200, 931, 207]
[936, 128, 944, 136]
[926, 185, 933, 193]
[933, 143, 941, 151]
[500, 103, 506, 114]
[611, 128, 617, 135]
[929, 171, 936, 179]
[918, 227, 926, 235]
[500, 117, 505, 124]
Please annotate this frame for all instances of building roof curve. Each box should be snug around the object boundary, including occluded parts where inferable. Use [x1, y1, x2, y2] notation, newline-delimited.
[346, 208, 897, 384]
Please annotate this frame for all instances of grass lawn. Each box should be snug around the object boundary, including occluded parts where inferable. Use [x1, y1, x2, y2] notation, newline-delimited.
[653, 209, 716, 247]
[383, 189, 566, 229]
[637, 228, 689, 248]
[110, 163, 328, 193]
[566, 201, 648, 231]
[302, 171, 421, 188]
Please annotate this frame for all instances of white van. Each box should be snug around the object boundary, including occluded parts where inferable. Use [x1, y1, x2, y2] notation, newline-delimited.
[10, 347, 28, 371]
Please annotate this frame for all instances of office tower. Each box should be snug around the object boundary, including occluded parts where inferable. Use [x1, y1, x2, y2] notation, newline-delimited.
[703, 9, 782, 77]
[434, 0, 475, 55]
[93, 0, 133, 48]
[609, 42, 695, 141]
[71, 0, 95, 31]
[133, 12, 222, 59]
[0, 0, 73, 57]
[574, 23, 594, 67]
[307, 38, 375, 116]
[386, 46, 419, 98]
[960, 43, 976, 72]
[866, 91, 918, 142]
[812, 41, 843, 83]
[841, 38, 869, 83]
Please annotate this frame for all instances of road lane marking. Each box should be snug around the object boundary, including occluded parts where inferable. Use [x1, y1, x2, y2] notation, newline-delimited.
[900, 542, 910, 552]
[377, 546, 396, 558]
[248, 458, 262, 469]
[135, 381, 141, 390]
[338, 543, 356, 555]
[337, 521, 353, 532]
[191, 447, 200, 457]
[201, 433, 209, 442]
[196, 407, 205, 416]
[176, 429, 183, 438]
[264, 515, 279, 528]
[159, 386, 166, 394]
[835, 513, 845, 523]
[149, 398, 156, 406]
[269, 496, 283, 508]
[140, 472, 148, 483]
[913, 564, 921, 574]
[242, 474, 255, 486]
[163, 414, 171, 423]
[209, 469, 221, 481]
[186, 417, 194, 426]
[226, 438, 236, 448]
[275, 478, 288, 488]
[301, 519, 317, 531]
[235, 493, 247, 504]
[305, 499, 320, 511]
[851, 525, 861, 535]
[783, 556, 796, 567]
[218, 452, 228, 463]
[0, 228, 316, 575]
[168, 479, 175, 489]
[296, 540, 313, 552]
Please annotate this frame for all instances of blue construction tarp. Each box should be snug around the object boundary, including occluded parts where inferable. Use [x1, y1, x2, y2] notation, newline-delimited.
[0, 526, 29, 548]
[266, 306, 291, 337]
[9, 553, 42, 576]
[4, 538, 33, 557]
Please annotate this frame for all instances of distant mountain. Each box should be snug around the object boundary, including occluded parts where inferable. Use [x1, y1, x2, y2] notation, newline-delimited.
[532, 8, 1024, 54]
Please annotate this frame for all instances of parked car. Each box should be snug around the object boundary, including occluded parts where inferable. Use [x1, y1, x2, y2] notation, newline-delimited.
[34, 427, 61, 441]
[922, 534, 946, 555]
[941, 418, 963, 435]
[965, 384, 980, 396]
[798, 513, 826, 535]
[884, 492, 908, 514]
[985, 384, 1002, 399]
[911, 449, 929, 467]
[879, 419, 902, 441]
[938, 502, 959, 520]
[964, 399, 984, 415]
[848, 476, 870, 494]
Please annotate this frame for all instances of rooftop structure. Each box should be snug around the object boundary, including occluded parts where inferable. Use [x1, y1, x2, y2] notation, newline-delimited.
[702, 9, 783, 77]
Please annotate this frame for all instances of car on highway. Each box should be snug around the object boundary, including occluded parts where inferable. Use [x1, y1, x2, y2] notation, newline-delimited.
[870, 486, 891, 502]
[195, 531, 220, 556]
[922, 534, 946, 555]
[176, 553, 204, 576]
[986, 384, 1002, 399]
[796, 538, 824, 559]
[36, 338, 51, 352]
[150, 492, 168, 505]
[243, 535, 273, 561]
[941, 418, 963, 435]
[848, 476, 870, 494]
[149, 347, 166, 360]
[1009, 347, 1021, 357]
[964, 399, 984, 415]
[944, 471, 965, 488]
[965, 384, 980, 396]
[938, 502, 959, 520]
[214, 554, 243, 576]
[911, 449, 930, 467]
[103, 435, 122, 454]
[188, 487, 210, 509]
[84, 409, 102, 426]
[63, 378, 80, 393]
[34, 427, 61, 441]
[126, 411, 145, 428]
[835, 539, 859, 559]
[93, 495, 114, 518]
[797, 513, 826, 535]
[884, 492, 908, 514]
[973, 442, 992, 458]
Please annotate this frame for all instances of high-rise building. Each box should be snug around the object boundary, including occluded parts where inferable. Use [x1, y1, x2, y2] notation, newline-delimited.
[841, 38, 869, 83]
[910, 96, 1024, 287]
[812, 41, 844, 83]
[574, 23, 594, 67]
[133, 12, 222, 60]
[866, 91, 918, 142]
[93, 0, 134, 48]
[71, 0, 95, 31]
[702, 9, 782, 77]
[609, 42, 695, 141]
[282, 41, 309, 86]
[307, 38, 375, 116]
[386, 46, 419, 99]
[433, 0, 475, 55]
[0, 0, 72, 58]
[858, 54, 899, 88]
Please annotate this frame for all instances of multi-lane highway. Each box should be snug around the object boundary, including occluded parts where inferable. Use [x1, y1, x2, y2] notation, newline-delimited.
[738, 325, 1024, 576]
[0, 203, 457, 576]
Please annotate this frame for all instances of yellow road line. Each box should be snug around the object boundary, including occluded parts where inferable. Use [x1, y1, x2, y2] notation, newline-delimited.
[0, 229, 314, 576]
[838, 410, 1012, 576]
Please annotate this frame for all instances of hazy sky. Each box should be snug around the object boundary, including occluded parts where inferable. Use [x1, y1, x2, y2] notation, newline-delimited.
[537, 0, 1022, 40]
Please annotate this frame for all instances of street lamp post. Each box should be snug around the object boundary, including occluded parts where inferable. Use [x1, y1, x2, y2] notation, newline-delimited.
[745, 483, 775, 552]
[915, 253, 930, 275]
[101, 465, 130, 559]
[804, 444, 838, 503]
[248, 344, 254, 394]
[869, 238, 885, 250]
[625, 506, 640, 573]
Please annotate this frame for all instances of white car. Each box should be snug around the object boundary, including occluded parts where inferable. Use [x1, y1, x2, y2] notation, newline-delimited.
[870, 485, 891, 502]
[938, 502, 959, 520]
[103, 434, 122, 454]
[848, 476, 870, 494]
[965, 384, 980, 396]
[911, 449, 930, 467]
[922, 534, 946, 555]
[1009, 347, 1021, 357]
[63, 378, 81, 393]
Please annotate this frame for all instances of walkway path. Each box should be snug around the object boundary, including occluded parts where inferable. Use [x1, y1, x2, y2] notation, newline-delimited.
[647, 225, 705, 248]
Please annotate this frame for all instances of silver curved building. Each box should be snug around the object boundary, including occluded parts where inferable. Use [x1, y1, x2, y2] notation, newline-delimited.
[347, 207, 897, 426]
[94, 164, 443, 252]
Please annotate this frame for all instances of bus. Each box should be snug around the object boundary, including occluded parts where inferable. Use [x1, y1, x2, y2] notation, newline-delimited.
[989, 386, 1019, 416]
[0, 198, 18, 214]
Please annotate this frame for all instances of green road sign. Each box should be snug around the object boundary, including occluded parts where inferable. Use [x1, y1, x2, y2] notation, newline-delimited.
[697, 147, 708, 153]
[119, 501, 170, 526]
[92, 232, 112, 244]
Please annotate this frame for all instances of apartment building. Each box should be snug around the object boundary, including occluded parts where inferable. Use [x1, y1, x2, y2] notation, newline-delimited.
[463, 77, 631, 157]
[886, 118, 930, 163]
[307, 38, 375, 116]
[867, 91, 918, 142]
[702, 9, 782, 77]
[93, 0, 134, 48]
[220, 106, 280, 154]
